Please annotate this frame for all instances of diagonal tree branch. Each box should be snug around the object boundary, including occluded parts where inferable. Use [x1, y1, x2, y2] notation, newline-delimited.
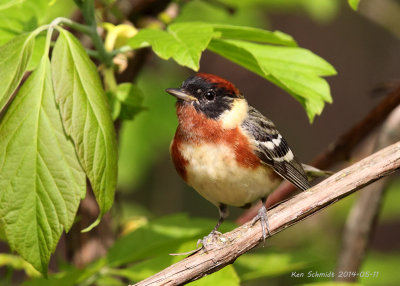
[134, 141, 400, 286]
[335, 105, 400, 280]
[237, 84, 400, 224]
[311, 84, 400, 169]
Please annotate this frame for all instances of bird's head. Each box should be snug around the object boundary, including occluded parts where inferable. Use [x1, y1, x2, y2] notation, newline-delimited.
[166, 73, 248, 129]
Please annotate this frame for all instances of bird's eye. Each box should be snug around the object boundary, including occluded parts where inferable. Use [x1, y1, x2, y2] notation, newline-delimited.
[205, 90, 216, 101]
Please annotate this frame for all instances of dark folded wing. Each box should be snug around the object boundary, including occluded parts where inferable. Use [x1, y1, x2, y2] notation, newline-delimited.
[241, 106, 310, 191]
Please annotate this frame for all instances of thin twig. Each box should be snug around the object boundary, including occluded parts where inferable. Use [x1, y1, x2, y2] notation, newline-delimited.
[237, 84, 400, 224]
[134, 141, 400, 286]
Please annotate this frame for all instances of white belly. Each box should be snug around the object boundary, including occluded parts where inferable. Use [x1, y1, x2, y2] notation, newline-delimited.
[180, 143, 280, 207]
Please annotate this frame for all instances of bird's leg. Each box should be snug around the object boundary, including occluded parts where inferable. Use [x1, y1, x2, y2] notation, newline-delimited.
[251, 197, 270, 241]
[211, 204, 228, 234]
[197, 204, 228, 250]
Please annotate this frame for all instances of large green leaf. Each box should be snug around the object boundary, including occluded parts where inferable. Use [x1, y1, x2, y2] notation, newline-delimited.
[210, 24, 297, 46]
[51, 28, 118, 229]
[128, 22, 335, 121]
[0, 56, 86, 274]
[128, 22, 215, 70]
[0, 33, 35, 113]
[206, 37, 264, 76]
[0, 0, 47, 45]
[0, 0, 75, 45]
[128, 22, 297, 70]
[208, 38, 336, 122]
[27, 34, 46, 71]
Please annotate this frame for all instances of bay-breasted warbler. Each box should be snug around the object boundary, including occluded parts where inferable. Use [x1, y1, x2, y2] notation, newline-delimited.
[166, 73, 310, 246]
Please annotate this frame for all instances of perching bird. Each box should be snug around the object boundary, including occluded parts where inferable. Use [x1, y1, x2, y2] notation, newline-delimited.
[166, 73, 310, 245]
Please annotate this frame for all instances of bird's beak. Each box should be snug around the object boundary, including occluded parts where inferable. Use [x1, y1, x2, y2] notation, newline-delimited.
[165, 88, 198, 102]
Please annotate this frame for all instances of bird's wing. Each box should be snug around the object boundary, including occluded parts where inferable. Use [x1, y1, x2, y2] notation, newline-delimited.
[241, 107, 310, 191]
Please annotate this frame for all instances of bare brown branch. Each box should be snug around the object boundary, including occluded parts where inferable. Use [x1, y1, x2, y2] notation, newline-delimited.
[134, 141, 400, 286]
[311, 85, 400, 169]
[336, 105, 400, 280]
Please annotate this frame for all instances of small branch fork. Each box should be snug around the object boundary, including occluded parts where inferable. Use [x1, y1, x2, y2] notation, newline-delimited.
[134, 141, 400, 286]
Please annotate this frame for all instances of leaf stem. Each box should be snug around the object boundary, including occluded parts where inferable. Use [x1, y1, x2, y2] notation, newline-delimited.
[32, 17, 92, 38]
[103, 68, 117, 92]
[109, 45, 132, 57]
[44, 27, 54, 56]
[85, 49, 100, 59]
[32, 6, 125, 67]
[73, 0, 114, 68]
[53, 17, 92, 35]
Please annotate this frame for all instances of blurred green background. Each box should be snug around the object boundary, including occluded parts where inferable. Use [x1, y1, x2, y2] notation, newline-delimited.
[1, 0, 400, 285]
[115, 0, 400, 285]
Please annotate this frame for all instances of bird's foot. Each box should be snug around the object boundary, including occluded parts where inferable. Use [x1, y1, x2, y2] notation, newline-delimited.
[251, 204, 270, 241]
[197, 230, 224, 252]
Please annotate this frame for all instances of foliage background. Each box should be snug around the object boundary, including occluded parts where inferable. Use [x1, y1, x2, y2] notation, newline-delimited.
[0, 0, 400, 285]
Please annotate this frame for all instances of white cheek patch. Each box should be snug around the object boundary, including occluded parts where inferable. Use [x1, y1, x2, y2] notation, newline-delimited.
[219, 99, 249, 129]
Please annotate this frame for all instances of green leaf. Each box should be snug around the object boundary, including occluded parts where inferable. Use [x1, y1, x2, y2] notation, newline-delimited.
[208, 38, 336, 122]
[348, 0, 360, 11]
[207, 38, 265, 77]
[109, 83, 145, 121]
[27, 33, 46, 71]
[0, 56, 86, 274]
[0, 33, 35, 113]
[0, 253, 41, 277]
[23, 260, 105, 286]
[128, 21, 335, 121]
[111, 255, 176, 283]
[0, 0, 47, 45]
[51, 28, 118, 229]
[0, 0, 76, 45]
[107, 213, 237, 267]
[190, 265, 240, 286]
[128, 22, 215, 70]
[106, 214, 216, 266]
[236, 252, 310, 281]
[174, 0, 265, 27]
[210, 24, 297, 46]
[95, 275, 126, 286]
[112, 239, 199, 282]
